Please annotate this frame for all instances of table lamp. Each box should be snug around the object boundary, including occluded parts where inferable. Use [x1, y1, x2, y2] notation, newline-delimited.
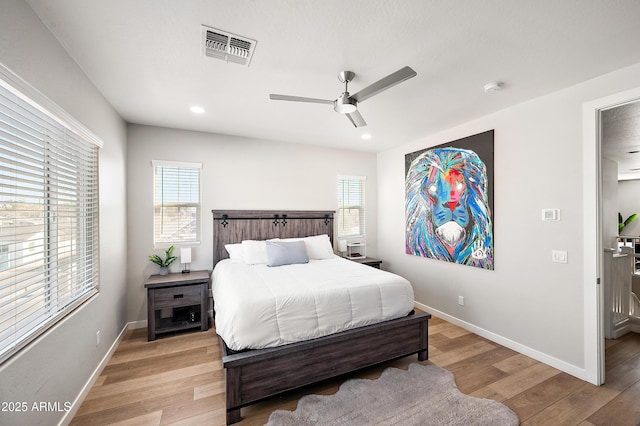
[180, 247, 191, 273]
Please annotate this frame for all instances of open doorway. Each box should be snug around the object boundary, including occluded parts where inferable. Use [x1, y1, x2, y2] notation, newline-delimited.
[600, 99, 640, 383]
[582, 86, 640, 386]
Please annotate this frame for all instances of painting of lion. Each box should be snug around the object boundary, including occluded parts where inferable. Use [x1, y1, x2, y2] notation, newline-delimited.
[405, 143, 493, 270]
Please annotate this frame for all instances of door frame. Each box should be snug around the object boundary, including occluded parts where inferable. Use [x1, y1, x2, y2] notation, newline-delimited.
[583, 86, 640, 385]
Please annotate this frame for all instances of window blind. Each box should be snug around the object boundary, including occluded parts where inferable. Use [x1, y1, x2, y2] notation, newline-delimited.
[0, 68, 100, 364]
[337, 175, 366, 238]
[153, 160, 201, 246]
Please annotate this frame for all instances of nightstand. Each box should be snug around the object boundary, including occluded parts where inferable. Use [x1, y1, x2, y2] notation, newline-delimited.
[144, 270, 210, 341]
[348, 257, 382, 269]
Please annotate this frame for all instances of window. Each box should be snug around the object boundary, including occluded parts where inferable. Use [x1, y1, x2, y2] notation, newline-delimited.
[0, 64, 101, 364]
[153, 160, 201, 246]
[337, 175, 366, 238]
[0, 245, 8, 272]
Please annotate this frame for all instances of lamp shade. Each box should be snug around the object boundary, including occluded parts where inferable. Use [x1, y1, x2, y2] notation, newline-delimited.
[338, 240, 347, 252]
[180, 247, 192, 263]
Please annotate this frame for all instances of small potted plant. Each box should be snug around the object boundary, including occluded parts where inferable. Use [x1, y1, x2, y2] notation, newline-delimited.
[148, 245, 177, 275]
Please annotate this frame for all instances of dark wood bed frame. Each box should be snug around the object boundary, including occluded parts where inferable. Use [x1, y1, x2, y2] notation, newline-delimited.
[212, 210, 431, 424]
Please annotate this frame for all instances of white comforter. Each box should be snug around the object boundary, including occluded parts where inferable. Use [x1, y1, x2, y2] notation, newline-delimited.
[212, 256, 414, 351]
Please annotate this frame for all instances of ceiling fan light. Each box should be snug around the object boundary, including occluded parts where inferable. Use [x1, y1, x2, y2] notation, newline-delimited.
[337, 104, 357, 114]
[334, 95, 357, 114]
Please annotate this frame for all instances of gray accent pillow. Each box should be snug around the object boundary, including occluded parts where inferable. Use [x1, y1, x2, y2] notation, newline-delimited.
[265, 240, 309, 267]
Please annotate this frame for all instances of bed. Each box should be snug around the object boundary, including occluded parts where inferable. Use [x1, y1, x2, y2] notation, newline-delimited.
[212, 210, 431, 424]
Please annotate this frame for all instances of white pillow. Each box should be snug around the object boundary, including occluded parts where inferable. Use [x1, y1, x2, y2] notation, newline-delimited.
[278, 237, 302, 242]
[224, 243, 244, 263]
[241, 240, 269, 264]
[303, 234, 335, 260]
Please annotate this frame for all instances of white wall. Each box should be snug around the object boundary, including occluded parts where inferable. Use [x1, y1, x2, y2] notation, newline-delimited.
[0, 1, 128, 425]
[377, 62, 640, 377]
[602, 158, 619, 249]
[126, 124, 377, 322]
[618, 179, 640, 237]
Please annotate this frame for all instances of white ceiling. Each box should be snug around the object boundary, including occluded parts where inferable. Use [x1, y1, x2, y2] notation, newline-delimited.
[25, 0, 640, 153]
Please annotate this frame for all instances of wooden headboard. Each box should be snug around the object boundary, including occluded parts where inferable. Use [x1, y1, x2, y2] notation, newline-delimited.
[212, 210, 335, 266]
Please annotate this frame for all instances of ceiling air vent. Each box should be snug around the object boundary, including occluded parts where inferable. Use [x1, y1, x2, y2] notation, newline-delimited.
[202, 26, 257, 66]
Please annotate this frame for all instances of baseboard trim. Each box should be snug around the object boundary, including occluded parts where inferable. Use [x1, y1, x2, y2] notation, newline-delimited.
[415, 301, 587, 382]
[59, 320, 141, 426]
[128, 319, 148, 330]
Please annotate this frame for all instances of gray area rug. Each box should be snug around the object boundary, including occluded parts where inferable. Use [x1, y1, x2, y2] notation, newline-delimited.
[266, 363, 519, 426]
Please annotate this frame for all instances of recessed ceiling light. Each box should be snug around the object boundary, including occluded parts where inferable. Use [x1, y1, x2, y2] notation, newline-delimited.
[361, 133, 372, 140]
[483, 81, 504, 93]
[190, 106, 205, 114]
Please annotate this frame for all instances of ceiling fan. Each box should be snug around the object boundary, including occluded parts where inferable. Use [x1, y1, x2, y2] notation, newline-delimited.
[269, 66, 417, 128]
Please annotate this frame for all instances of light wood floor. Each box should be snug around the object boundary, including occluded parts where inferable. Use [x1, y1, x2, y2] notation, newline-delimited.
[71, 316, 640, 426]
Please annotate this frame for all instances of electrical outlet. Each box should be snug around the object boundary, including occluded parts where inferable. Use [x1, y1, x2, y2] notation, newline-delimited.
[96, 330, 100, 347]
[458, 296, 465, 306]
[552, 250, 568, 263]
[541, 208, 561, 221]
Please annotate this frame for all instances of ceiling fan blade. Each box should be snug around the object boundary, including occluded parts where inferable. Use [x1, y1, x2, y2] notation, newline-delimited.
[351, 66, 417, 103]
[269, 94, 333, 104]
[346, 110, 367, 128]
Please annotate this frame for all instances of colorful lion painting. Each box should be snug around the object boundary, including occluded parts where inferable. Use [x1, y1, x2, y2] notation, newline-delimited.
[405, 147, 493, 269]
